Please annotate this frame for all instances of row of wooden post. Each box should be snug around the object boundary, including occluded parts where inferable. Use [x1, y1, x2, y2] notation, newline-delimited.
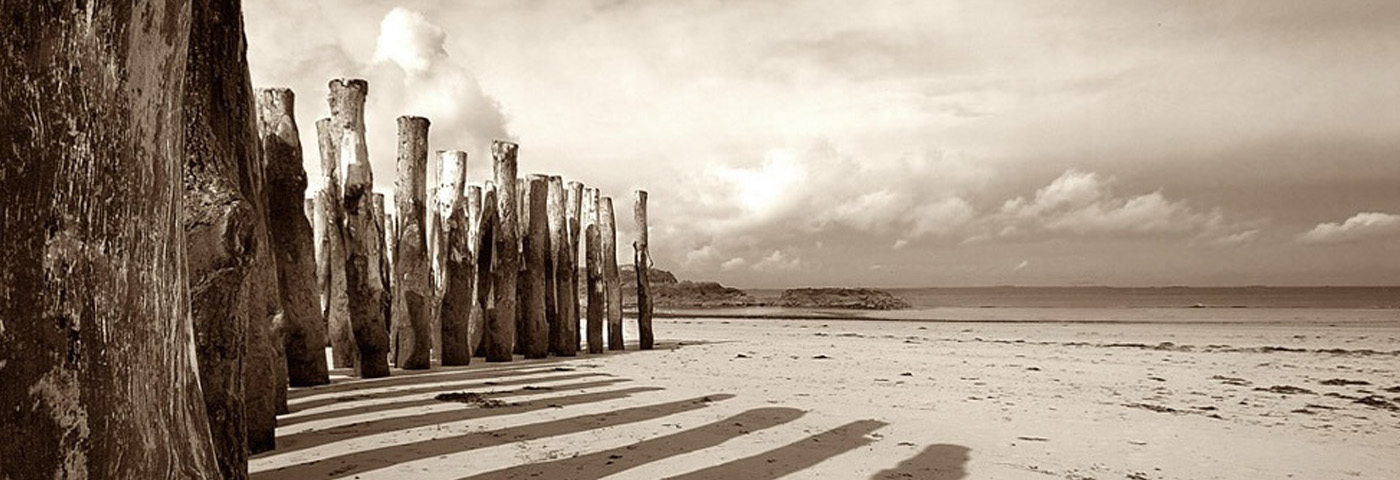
[297, 78, 655, 380]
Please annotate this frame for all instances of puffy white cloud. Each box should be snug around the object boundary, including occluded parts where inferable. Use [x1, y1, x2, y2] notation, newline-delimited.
[1299, 212, 1400, 245]
[753, 250, 802, 272]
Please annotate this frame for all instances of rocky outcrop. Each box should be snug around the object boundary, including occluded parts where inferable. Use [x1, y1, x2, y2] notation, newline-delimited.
[778, 288, 911, 310]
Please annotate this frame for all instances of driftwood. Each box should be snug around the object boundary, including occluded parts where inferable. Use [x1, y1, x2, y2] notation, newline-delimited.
[586, 224, 607, 353]
[634, 190, 655, 349]
[391, 116, 433, 369]
[601, 197, 623, 350]
[0, 2, 222, 476]
[520, 175, 551, 358]
[185, 0, 283, 460]
[329, 78, 389, 378]
[256, 88, 331, 387]
[547, 177, 577, 356]
[486, 142, 520, 361]
[315, 118, 353, 369]
[437, 151, 472, 365]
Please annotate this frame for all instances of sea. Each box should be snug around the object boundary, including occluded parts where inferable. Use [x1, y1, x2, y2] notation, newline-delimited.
[693, 287, 1400, 325]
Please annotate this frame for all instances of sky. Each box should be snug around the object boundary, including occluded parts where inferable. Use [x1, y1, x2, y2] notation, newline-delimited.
[244, 0, 1400, 288]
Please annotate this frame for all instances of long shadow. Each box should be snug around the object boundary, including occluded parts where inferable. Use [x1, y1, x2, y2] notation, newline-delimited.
[664, 419, 888, 480]
[870, 444, 971, 480]
[252, 394, 734, 480]
[287, 371, 608, 413]
[288, 365, 583, 403]
[459, 407, 806, 480]
[278, 377, 631, 428]
[268, 386, 664, 455]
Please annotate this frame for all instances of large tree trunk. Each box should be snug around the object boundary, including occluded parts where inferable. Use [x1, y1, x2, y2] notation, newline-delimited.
[520, 175, 551, 358]
[634, 190, 655, 350]
[184, 0, 282, 462]
[565, 181, 585, 352]
[257, 88, 331, 387]
[437, 151, 472, 365]
[314, 118, 353, 369]
[0, 2, 221, 478]
[391, 117, 433, 369]
[329, 78, 390, 378]
[601, 196, 624, 350]
[486, 142, 520, 361]
[585, 224, 606, 354]
[547, 177, 576, 356]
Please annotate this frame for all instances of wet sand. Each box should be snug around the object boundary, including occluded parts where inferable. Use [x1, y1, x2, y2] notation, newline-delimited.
[252, 315, 1399, 479]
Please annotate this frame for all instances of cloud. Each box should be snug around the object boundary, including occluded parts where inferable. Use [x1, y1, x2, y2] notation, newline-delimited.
[720, 257, 748, 271]
[1299, 212, 1400, 245]
[753, 250, 802, 272]
[1013, 260, 1029, 272]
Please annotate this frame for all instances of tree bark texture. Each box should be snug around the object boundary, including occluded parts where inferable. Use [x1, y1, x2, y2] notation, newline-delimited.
[585, 224, 606, 354]
[184, 0, 283, 460]
[329, 78, 389, 378]
[464, 184, 486, 354]
[486, 142, 520, 361]
[634, 190, 655, 350]
[520, 176, 551, 358]
[547, 177, 576, 356]
[0, 2, 222, 477]
[601, 197, 623, 350]
[256, 88, 331, 387]
[437, 151, 472, 365]
[315, 118, 353, 369]
[565, 181, 585, 351]
[391, 116, 433, 369]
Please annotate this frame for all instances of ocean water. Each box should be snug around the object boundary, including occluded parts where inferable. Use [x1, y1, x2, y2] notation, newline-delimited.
[704, 287, 1400, 325]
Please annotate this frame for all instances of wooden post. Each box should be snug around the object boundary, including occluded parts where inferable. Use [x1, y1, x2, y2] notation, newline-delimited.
[565, 181, 585, 351]
[633, 190, 655, 349]
[315, 118, 354, 369]
[465, 184, 486, 353]
[0, 2, 222, 476]
[390, 116, 433, 369]
[256, 87, 331, 387]
[426, 185, 440, 358]
[486, 141, 520, 361]
[601, 197, 624, 350]
[372, 192, 391, 334]
[330, 78, 390, 378]
[185, 0, 283, 460]
[437, 150, 472, 365]
[474, 183, 498, 356]
[585, 224, 606, 353]
[514, 177, 529, 355]
[547, 176, 576, 355]
[520, 175, 551, 358]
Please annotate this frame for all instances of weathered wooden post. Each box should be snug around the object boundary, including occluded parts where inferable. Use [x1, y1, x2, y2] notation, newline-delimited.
[330, 78, 390, 378]
[486, 141, 520, 361]
[565, 181, 585, 350]
[372, 192, 391, 334]
[520, 175, 551, 358]
[437, 150, 473, 365]
[257, 87, 331, 387]
[0, 3, 222, 476]
[465, 184, 486, 353]
[634, 190, 655, 349]
[475, 184, 499, 357]
[315, 118, 354, 368]
[586, 224, 607, 353]
[426, 185, 441, 357]
[547, 176, 576, 355]
[601, 196, 624, 350]
[391, 116, 433, 369]
[184, 0, 283, 461]
[514, 176, 529, 355]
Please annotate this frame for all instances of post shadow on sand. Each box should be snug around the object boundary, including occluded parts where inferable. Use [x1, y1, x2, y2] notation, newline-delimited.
[870, 444, 971, 480]
[252, 394, 736, 480]
[287, 370, 609, 413]
[270, 386, 664, 455]
[457, 407, 808, 480]
[289, 339, 704, 401]
[663, 419, 889, 480]
[277, 377, 631, 428]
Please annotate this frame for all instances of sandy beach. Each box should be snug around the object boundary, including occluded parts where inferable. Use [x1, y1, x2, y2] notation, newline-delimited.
[251, 313, 1399, 479]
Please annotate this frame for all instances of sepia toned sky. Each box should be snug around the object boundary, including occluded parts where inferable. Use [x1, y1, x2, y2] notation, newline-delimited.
[245, 0, 1400, 287]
